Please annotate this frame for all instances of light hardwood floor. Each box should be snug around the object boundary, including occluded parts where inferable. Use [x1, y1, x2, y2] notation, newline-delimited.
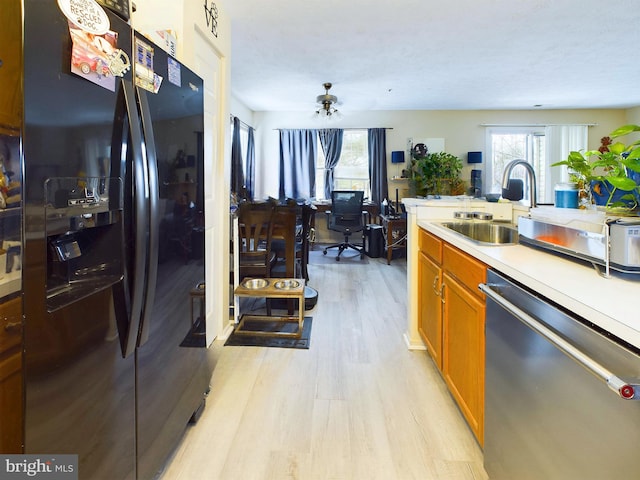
[160, 250, 488, 480]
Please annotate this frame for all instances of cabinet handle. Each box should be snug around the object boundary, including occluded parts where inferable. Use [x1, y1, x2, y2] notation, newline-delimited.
[432, 274, 440, 295]
[440, 283, 445, 304]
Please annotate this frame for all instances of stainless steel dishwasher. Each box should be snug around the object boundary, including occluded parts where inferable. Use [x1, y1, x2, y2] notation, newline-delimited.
[480, 270, 640, 480]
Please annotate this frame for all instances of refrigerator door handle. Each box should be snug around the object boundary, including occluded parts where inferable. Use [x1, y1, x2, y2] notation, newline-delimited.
[110, 80, 142, 357]
[136, 87, 159, 347]
[118, 80, 149, 357]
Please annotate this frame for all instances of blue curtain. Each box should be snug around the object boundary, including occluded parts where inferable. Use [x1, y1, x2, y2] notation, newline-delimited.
[319, 128, 344, 199]
[246, 126, 256, 200]
[368, 128, 388, 205]
[279, 129, 318, 200]
[231, 117, 245, 198]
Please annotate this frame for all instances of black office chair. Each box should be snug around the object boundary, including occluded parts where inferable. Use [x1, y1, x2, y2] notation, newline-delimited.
[323, 190, 365, 261]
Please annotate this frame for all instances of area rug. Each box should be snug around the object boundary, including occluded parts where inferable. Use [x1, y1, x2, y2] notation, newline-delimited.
[224, 317, 313, 349]
[309, 248, 369, 265]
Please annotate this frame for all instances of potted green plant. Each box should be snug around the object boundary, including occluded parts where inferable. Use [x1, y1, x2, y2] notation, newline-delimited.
[409, 150, 464, 197]
[552, 124, 640, 211]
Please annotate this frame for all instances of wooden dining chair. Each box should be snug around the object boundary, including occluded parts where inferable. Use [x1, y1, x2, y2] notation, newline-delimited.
[271, 201, 317, 281]
[236, 201, 277, 281]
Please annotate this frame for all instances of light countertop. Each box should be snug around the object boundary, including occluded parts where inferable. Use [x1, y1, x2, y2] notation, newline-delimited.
[418, 220, 640, 349]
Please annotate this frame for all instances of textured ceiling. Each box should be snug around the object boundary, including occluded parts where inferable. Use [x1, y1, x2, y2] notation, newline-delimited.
[225, 0, 640, 113]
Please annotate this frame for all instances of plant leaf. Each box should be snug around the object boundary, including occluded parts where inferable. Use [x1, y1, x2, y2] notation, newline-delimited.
[623, 156, 640, 173]
[610, 124, 640, 138]
[591, 158, 618, 169]
[626, 147, 640, 161]
[608, 142, 626, 155]
[607, 176, 638, 191]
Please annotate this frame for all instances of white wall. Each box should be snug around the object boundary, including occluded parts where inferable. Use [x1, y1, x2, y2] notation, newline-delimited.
[131, 1, 184, 60]
[627, 106, 640, 126]
[249, 108, 629, 200]
[231, 95, 254, 124]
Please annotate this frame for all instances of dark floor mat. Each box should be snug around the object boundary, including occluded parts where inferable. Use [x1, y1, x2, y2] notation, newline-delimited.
[224, 317, 313, 349]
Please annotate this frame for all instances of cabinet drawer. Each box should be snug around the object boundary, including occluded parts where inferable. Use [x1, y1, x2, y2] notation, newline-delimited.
[0, 297, 22, 355]
[419, 228, 442, 264]
[443, 243, 486, 297]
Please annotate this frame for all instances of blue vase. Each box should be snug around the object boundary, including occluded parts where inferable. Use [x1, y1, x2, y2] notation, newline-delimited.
[629, 169, 640, 205]
[591, 173, 640, 208]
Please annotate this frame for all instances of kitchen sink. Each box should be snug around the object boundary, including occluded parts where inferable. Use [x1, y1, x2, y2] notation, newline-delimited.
[439, 221, 518, 245]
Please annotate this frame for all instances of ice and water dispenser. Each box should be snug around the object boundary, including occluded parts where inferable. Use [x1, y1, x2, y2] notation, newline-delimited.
[45, 177, 123, 312]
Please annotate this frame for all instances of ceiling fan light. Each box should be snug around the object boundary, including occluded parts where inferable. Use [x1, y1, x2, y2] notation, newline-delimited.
[316, 94, 337, 104]
[314, 82, 340, 116]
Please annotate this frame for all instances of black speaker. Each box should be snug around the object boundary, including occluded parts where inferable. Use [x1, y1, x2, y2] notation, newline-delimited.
[471, 169, 482, 197]
[468, 151, 482, 164]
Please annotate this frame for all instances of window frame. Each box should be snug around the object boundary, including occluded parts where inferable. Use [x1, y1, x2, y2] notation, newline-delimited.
[230, 119, 250, 181]
[315, 129, 370, 200]
[485, 126, 547, 205]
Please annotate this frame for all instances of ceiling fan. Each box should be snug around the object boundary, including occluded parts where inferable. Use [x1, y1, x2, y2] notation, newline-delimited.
[315, 82, 340, 117]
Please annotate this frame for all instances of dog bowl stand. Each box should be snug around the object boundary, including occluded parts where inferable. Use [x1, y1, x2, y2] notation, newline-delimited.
[234, 278, 305, 338]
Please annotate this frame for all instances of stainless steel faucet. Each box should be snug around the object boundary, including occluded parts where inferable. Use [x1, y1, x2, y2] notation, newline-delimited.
[501, 159, 537, 208]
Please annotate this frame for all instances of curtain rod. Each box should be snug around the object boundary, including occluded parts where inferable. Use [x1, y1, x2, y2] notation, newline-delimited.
[480, 123, 597, 127]
[274, 127, 394, 131]
[230, 115, 255, 131]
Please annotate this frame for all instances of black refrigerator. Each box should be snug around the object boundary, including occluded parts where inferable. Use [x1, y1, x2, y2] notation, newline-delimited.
[14, 1, 212, 478]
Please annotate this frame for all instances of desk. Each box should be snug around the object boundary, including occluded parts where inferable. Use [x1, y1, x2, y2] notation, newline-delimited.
[312, 201, 379, 246]
[379, 214, 407, 265]
[313, 200, 380, 224]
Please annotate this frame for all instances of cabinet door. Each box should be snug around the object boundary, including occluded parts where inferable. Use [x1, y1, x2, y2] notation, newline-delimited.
[418, 251, 443, 370]
[0, 352, 22, 453]
[442, 272, 485, 446]
[0, 296, 23, 453]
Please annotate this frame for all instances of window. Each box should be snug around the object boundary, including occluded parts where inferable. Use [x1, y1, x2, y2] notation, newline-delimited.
[229, 118, 252, 196]
[486, 127, 546, 204]
[230, 122, 249, 173]
[315, 129, 370, 200]
[487, 125, 589, 205]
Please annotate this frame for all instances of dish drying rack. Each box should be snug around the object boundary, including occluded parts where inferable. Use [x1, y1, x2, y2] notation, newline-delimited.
[518, 206, 640, 277]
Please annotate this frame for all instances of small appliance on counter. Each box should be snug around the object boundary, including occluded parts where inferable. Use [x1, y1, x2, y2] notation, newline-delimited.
[518, 206, 640, 276]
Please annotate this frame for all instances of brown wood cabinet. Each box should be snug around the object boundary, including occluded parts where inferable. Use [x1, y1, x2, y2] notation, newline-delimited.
[417, 228, 486, 446]
[0, 296, 23, 453]
[0, 0, 23, 131]
[417, 229, 443, 370]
